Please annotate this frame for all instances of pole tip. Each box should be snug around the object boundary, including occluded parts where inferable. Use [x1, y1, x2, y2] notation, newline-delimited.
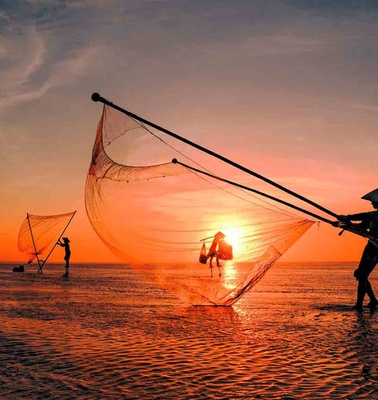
[172, 158, 178, 164]
[91, 92, 101, 102]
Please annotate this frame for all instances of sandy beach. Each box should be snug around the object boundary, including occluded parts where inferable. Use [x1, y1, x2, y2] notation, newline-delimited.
[1, 261, 378, 399]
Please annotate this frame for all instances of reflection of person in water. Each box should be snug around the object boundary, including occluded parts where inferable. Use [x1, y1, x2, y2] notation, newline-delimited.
[207, 231, 225, 277]
[352, 311, 377, 383]
[57, 237, 71, 277]
[335, 189, 378, 311]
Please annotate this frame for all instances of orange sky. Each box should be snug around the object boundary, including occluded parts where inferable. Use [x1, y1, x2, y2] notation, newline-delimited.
[1, 1, 377, 264]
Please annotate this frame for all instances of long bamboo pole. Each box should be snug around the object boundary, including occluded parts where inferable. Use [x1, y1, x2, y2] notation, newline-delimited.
[174, 159, 378, 243]
[173, 158, 333, 224]
[91, 92, 338, 219]
[37, 211, 77, 273]
[27, 213, 42, 268]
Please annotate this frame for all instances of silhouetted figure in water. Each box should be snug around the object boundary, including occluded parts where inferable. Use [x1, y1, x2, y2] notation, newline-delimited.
[57, 237, 71, 277]
[336, 189, 378, 311]
[207, 231, 225, 277]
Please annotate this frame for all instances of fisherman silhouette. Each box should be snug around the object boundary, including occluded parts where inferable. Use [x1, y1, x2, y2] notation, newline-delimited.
[57, 237, 71, 277]
[335, 188, 378, 311]
[207, 231, 225, 277]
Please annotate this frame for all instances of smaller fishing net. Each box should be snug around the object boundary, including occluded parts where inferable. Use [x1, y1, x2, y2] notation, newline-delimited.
[85, 104, 315, 306]
[18, 212, 76, 269]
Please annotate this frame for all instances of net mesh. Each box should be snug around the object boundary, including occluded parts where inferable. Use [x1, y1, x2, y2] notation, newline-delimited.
[85, 105, 314, 305]
[18, 212, 75, 264]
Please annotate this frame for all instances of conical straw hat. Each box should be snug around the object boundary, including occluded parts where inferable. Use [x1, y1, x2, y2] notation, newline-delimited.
[361, 188, 378, 202]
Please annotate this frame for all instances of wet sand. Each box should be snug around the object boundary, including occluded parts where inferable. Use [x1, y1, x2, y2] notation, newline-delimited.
[1, 262, 378, 399]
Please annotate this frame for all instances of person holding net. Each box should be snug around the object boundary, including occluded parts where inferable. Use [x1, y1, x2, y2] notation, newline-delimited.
[57, 237, 71, 277]
[336, 189, 378, 311]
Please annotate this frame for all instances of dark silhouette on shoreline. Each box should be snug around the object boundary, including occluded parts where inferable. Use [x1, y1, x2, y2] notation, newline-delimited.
[336, 188, 378, 311]
[57, 237, 71, 277]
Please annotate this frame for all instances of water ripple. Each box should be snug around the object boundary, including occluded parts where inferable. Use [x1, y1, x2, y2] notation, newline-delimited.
[1, 263, 378, 399]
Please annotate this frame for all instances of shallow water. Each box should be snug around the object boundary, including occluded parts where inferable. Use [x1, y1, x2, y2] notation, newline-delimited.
[1, 262, 378, 399]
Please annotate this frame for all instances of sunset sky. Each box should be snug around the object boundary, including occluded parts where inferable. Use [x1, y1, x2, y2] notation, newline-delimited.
[1, 0, 378, 263]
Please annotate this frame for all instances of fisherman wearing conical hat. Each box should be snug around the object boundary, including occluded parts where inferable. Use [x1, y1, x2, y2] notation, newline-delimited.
[337, 188, 378, 311]
[57, 237, 71, 277]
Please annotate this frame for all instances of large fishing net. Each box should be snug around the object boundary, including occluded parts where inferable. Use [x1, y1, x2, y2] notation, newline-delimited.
[85, 104, 315, 305]
[18, 212, 76, 269]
